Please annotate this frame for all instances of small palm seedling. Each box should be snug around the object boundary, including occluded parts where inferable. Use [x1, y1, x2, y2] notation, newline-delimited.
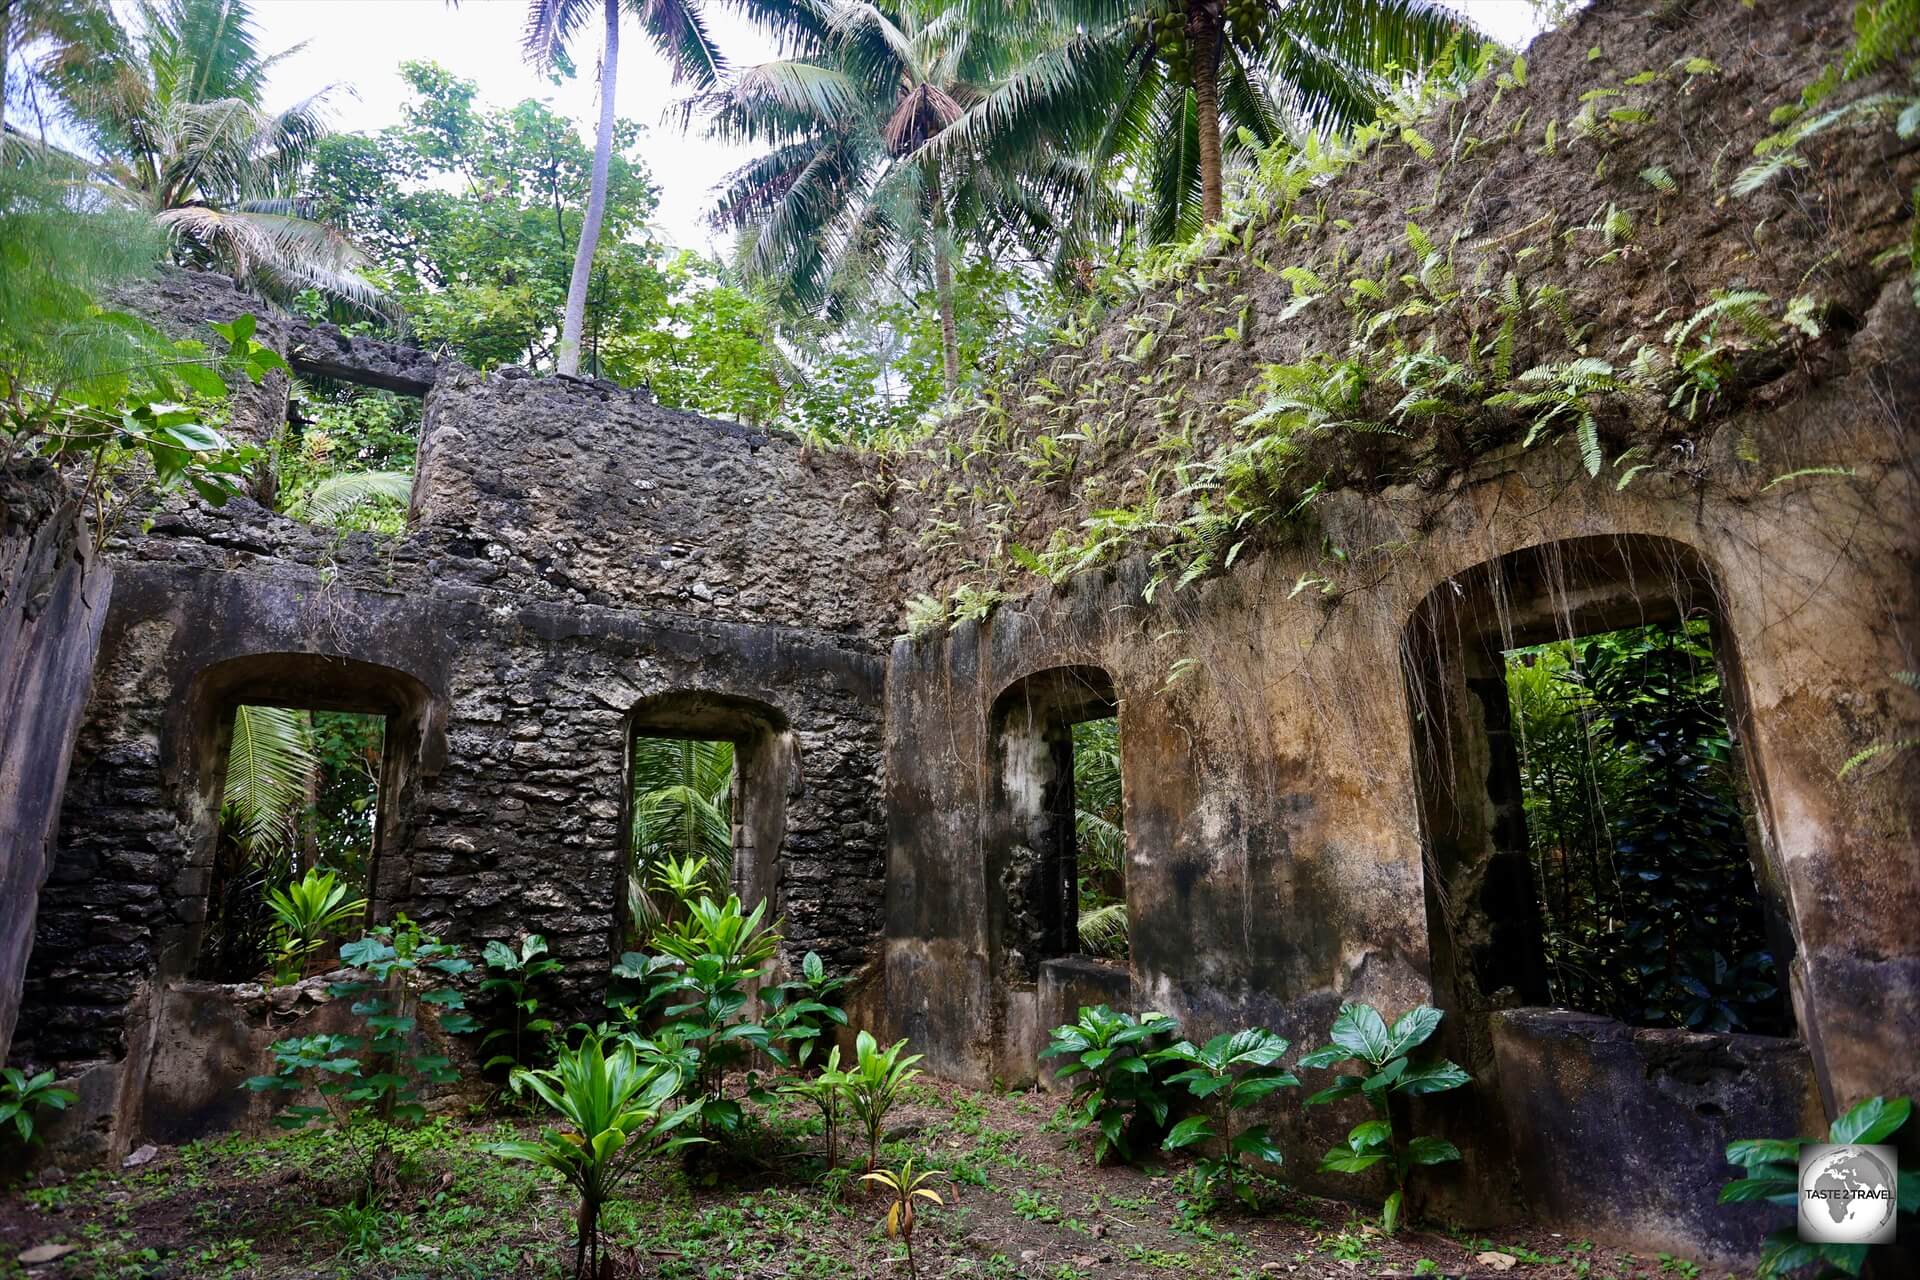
[1, 1066, 76, 1150]
[264, 867, 367, 985]
[845, 1030, 924, 1169]
[489, 1035, 705, 1280]
[479, 933, 562, 1076]
[1039, 1005, 1180, 1164]
[1720, 1093, 1915, 1278]
[861, 1159, 944, 1280]
[780, 1045, 852, 1168]
[1152, 1028, 1299, 1205]
[1298, 1003, 1471, 1231]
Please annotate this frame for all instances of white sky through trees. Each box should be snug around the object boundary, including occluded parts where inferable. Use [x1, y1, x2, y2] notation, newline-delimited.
[201, 1, 1553, 251]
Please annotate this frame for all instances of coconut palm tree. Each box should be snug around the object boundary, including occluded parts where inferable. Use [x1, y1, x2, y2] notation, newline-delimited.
[33, 0, 382, 309]
[522, 0, 826, 377]
[935, 0, 1482, 247]
[2, 0, 115, 146]
[689, 1, 1056, 394]
[628, 736, 736, 933]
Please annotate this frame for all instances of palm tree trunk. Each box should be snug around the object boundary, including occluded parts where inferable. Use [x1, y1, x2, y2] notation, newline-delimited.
[925, 164, 960, 396]
[1, 1, 12, 143]
[1190, 2, 1225, 225]
[558, 0, 620, 378]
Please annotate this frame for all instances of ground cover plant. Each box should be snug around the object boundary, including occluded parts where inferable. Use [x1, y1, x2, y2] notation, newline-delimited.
[0, 1068, 1723, 1280]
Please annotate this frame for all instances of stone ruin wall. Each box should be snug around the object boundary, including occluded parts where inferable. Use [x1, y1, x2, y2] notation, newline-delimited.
[1, 0, 1916, 1263]
[869, 0, 1918, 1258]
[4, 346, 894, 1156]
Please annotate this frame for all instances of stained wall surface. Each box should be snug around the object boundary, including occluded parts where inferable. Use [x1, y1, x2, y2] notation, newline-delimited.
[0, 469, 112, 1063]
[3, 0, 1916, 1265]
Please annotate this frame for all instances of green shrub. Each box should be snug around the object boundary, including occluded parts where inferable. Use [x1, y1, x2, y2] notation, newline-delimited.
[1039, 1005, 1179, 1164]
[488, 1034, 704, 1280]
[477, 933, 562, 1077]
[846, 1031, 924, 1170]
[0, 1066, 76, 1151]
[1298, 1003, 1469, 1231]
[264, 867, 367, 986]
[246, 917, 474, 1196]
[1720, 1094, 1916, 1278]
[1152, 1028, 1298, 1205]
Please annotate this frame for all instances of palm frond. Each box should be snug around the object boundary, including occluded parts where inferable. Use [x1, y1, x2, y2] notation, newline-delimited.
[293, 470, 414, 524]
[630, 737, 736, 890]
[1077, 901, 1129, 958]
[223, 704, 317, 853]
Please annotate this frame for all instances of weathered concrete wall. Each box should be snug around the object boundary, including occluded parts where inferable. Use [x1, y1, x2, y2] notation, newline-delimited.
[1491, 1010, 1824, 1260]
[0, 467, 112, 1063]
[877, 278, 1919, 1249]
[870, 0, 1918, 1256]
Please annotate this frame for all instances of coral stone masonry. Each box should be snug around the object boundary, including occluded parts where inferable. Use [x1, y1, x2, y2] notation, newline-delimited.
[1, 0, 1915, 1266]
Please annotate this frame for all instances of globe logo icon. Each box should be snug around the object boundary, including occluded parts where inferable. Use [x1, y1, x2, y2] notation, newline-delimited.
[1798, 1143, 1899, 1245]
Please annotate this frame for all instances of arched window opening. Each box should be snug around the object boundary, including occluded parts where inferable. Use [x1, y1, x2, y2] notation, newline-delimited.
[990, 666, 1126, 981]
[623, 693, 793, 947]
[181, 654, 437, 985]
[1404, 536, 1794, 1038]
[197, 705, 385, 981]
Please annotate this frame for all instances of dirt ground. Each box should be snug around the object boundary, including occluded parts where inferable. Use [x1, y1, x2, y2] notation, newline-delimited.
[1, 1080, 1731, 1280]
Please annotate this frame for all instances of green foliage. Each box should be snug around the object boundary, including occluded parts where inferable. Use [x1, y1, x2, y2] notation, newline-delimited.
[1720, 1094, 1916, 1278]
[478, 934, 563, 1077]
[846, 1030, 925, 1170]
[0, 1066, 77, 1149]
[628, 737, 735, 940]
[1298, 1002, 1469, 1232]
[222, 705, 318, 854]
[613, 894, 784, 1132]
[1039, 1005, 1179, 1164]
[203, 707, 383, 981]
[780, 1044, 854, 1168]
[1151, 1028, 1299, 1206]
[0, 161, 273, 524]
[34, 0, 381, 307]
[761, 950, 851, 1072]
[603, 252, 787, 426]
[488, 1034, 705, 1279]
[246, 918, 473, 1193]
[276, 387, 420, 532]
[1072, 717, 1128, 958]
[264, 868, 367, 986]
[307, 60, 662, 374]
[1735, 0, 1920, 300]
[1506, 623, 1786, 1033]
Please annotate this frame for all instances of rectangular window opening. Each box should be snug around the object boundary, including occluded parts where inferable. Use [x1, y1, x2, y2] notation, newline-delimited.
[1503, 618, 1790, 1035]
[197, 706, 385, 981]
[1071, 716, 1127, 965]
[628, 735, 738, 945]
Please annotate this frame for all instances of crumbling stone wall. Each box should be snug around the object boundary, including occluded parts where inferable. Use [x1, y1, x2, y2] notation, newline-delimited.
[872, 0, 1919, 1261]
[0, 467, 113, 1063]
[10, 363, 891, 1158]
[412, 370, 895, 636]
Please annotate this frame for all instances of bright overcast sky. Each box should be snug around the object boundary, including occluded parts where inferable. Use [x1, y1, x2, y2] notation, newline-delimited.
[230, 1, 1552, 252]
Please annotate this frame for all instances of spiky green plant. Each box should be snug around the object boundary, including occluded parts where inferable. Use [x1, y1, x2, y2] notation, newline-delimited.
[489, 1034, 706, 1278]
[264, 867, 367, 984]
[222, 705, 317, 852]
